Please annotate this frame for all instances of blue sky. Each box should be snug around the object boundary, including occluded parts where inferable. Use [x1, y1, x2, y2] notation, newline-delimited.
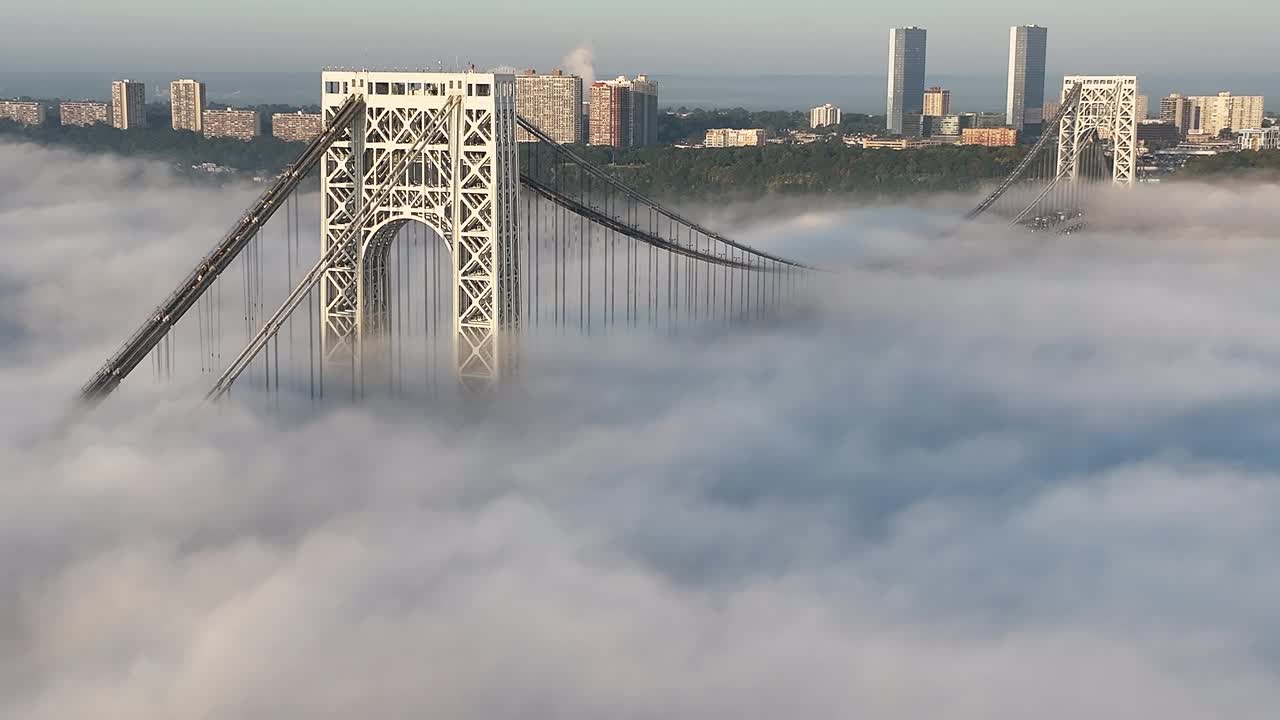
[2, 0, 1271, 79]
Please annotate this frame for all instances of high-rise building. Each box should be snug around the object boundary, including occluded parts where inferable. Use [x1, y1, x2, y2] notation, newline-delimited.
[111, 80, 146, 129]
[59, 101, 108, 126]
[515, 69, 584, 144]
[1136, 95, 1149, 121]
[1174, 92, 1265, 137]
[962, 127, 1019, 147]
[809, 103, 842, 128]
[272, 111, 323, 142]
[1160, 93, 1196, 135]
[1042, 99, 1062, 123]
[887, 27, 927, 134]
[901, 114, 924, 138]
[170, 79, 207, 132]
[628, 75, 658, 147]
[203, 108, 260, 141]
[704, 128, 767, 147]
[1006, 25, 1048, 133]
[588, 75, 657, 148]
[923, 87, 951, 117]
[589, 82, 626, 147]
[924, 113, 970, 137]
[1137, 120, 1182, 150]
[960, 111, 1009, 129]
[0, 100, 46, 126]
[1227, 94, 1266, 131]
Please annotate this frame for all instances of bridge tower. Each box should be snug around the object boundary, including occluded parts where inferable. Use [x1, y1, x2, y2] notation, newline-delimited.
[320, 70, 520, 392]
[1058, 75, 1138, 188]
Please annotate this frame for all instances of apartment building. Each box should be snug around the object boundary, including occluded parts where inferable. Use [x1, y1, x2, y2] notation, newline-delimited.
[59, 101, 109, 126]
[704, 128, 767, 147]
[588, 74, 658, 147]
[171, 79, 207, 131]
[923, 87, 951, 117]
[961, 127, 1018, 147]
[272, 111, 323, 142]
[515, 69, 584, 144]
[203, 108, 260, 141]
[111, 80, 146, 129]
[0, 100, 46, 126]
[1167, 92, 1266, 137]
[809, 103, 842, 128]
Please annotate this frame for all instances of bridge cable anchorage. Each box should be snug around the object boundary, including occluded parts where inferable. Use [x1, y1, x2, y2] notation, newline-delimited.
[205, 95, 462, 404]
[515, 115, 816, 271]
[966, 82, 1084, 221]
[76, 93, 367, 409]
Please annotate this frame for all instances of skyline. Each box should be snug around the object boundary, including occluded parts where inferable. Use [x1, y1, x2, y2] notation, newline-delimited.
[1, 3, 1274, 78]
[4, 70, 1275, 118]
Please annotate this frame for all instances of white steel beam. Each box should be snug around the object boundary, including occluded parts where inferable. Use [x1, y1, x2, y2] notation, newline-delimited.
[320, 70, 519, 392]
[1058, 75, 1138, 188]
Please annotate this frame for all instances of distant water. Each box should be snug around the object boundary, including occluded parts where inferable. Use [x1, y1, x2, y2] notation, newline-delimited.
[0, 70, 1013, 112]
[2, 70, 1276, 115]
[646, 72, 1280, 114]
[0, 71, 321, 107]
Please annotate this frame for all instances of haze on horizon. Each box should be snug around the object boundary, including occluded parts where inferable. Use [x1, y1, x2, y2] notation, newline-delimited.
[2, 0, 1273, 81]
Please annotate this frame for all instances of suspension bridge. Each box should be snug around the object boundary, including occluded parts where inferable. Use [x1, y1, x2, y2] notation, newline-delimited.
[75, 70, 1136, 409]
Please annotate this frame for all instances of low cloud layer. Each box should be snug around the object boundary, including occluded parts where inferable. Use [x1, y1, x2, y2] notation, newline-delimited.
[3, 141, 1280, 719]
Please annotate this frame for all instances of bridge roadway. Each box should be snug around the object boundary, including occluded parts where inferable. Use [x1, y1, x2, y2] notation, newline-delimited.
[78, 97, 811, 407]
[77, 76, 1114, 408]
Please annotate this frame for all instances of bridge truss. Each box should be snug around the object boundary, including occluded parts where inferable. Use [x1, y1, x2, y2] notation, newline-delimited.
[79, 70, 1141, 409]
[967, 76, 1138, 230]
[79, 70, 813, 409]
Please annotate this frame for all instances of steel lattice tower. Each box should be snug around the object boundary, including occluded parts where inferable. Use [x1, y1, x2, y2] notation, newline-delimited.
[320, 70, 520, 391]
[1058, 75, 1138, 188]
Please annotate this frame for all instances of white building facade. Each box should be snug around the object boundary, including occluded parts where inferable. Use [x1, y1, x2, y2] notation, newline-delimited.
[809, 103, 842, 128]
[1239, 126, 1280, 151]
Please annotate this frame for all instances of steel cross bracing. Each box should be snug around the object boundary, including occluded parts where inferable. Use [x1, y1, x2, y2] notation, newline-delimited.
[966, 83, 1083, 221]
[320, 71, 520, 393]
[207, 94, 462, 402]
[1059, 76, 1137, 187]
[966, 76, 1136, 226]
[77, 94, 365, 407]
[1008, 127, 1099, 226]
[79, 71, 820, 409]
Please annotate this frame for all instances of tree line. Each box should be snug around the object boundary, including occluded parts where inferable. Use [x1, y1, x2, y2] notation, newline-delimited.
[6, 106, 1027, 199]
[659, 107, 887, 143]
[0, 101, 318, 173]
[1180, 151, 1280, 179]
[534, 143, 1027, 200]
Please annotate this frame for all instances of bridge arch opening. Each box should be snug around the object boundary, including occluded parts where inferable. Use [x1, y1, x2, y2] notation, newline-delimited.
[357, 216, 459, 398]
